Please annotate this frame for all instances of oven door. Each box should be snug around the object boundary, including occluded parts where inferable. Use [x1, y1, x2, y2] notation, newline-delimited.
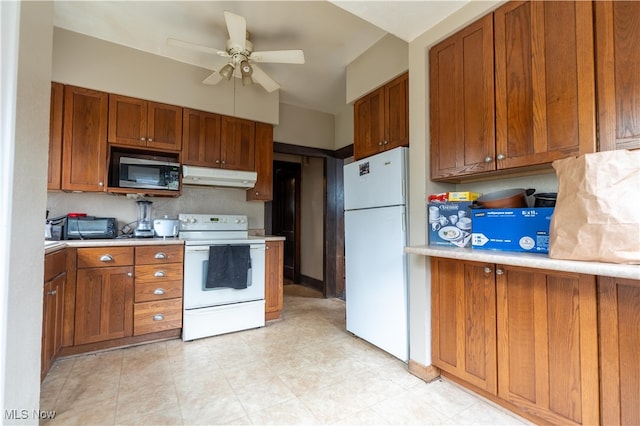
[183, 242, 265, 310]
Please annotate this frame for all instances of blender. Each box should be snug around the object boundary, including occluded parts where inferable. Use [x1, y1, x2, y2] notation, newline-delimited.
[134, 200, 154, 238]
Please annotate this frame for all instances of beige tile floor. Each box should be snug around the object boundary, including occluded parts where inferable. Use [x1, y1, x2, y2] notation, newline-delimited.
[40, 284, 530, 425]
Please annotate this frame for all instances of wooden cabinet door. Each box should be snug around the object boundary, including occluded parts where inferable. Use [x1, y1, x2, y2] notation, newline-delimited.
[41, 272, 65, 381]
[430, 15, 495, 180]
[496, 265, 599, 425]
[384, 72, 409, 151]
[494, 1, 596, 169]
[354, 86, 385, 160]
[146, 101, 182, 151]
[74, 266, 133, 345]
[598, 276, 640, 426]
[182, 108, 221, 167]
[247, 122, 273, 201]
[595, 1, 640, 151]
[48, 82, 64, 190]
[108, 94, 147, 148]
[431, 258, 497, 394]
[220, 116, 255, 171]
[62, 85, 108, 191]
[265, 240, 284, 320]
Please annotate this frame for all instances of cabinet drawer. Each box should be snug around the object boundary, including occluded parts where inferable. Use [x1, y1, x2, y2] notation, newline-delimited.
[135, 245, 183, 265]
[135, 280, 183, 303]
[44, 249, 67, 281]
[135, 263, 183, 282]
[77, 247, 133, 268]
[133, 299, 182, 335]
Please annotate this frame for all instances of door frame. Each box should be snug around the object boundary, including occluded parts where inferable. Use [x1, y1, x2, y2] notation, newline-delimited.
[266, 142, 352, 298]
[272, 160, 301, 284]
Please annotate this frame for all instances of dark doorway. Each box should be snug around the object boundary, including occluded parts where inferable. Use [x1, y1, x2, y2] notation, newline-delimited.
[272, 161, 301, 283]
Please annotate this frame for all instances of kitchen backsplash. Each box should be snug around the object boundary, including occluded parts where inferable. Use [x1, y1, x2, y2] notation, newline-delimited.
[47, 186, 265, 233]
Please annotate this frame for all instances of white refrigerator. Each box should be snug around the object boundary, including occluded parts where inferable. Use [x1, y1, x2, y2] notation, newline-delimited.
[344, 147, 408, 361]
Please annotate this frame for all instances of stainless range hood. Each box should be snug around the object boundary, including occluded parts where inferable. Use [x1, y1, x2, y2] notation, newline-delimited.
[182, 165, 257, 189]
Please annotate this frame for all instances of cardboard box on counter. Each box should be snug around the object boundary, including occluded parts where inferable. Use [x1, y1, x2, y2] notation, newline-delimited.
[471, 208, 554, 253]
[428, 201, 474, 248]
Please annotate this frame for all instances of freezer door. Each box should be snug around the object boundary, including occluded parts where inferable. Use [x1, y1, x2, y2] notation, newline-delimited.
[344, 205, 408, 361]
[344, 147, 407, 210]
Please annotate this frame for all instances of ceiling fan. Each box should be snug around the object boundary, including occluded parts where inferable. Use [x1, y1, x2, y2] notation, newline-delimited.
[168, 11, 305, 93]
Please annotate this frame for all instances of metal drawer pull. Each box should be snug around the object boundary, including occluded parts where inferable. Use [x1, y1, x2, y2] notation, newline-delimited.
[47, 290, 57, 296]
[153, 288, 165, 295]
[484, 267, 492, 274]
[100, 254, 113, 262]
[154, 252, 166, 259]
[153, 314, 164, 321]
[154, 271, 166, 277]
[496, 268, 504, 275]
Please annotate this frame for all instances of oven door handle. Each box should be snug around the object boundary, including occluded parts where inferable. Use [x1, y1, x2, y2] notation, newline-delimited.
[185, 245, 264, 253]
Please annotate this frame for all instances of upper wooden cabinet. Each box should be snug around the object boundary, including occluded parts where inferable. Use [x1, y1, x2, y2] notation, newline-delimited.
[354, 72, 408, 160]
[48, 82, 64, 190]
[595, 1, 640, 152]
[108, 94, 182, 151]
[182, 110, 256, 172]
[62, 85, 108, 192]
[182, 108, 221, 167]
[220, 116, 256, 171]
[430, 1, 596, 181]
[430, 14, 495, 180]
[494, 0, 596, 169]
[247, 122, 273, 201]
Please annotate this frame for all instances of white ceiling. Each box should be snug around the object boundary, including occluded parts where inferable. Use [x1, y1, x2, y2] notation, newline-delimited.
[53, 1, 468, 115]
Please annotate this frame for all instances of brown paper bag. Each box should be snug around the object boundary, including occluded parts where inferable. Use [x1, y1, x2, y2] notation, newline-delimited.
[549, 150, 640, 264]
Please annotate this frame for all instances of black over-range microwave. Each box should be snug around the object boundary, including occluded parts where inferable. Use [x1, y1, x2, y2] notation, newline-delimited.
[109, 153, 180, 191]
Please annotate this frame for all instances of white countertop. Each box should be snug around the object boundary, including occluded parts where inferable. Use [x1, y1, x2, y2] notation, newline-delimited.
[405, 245, 640, 280]
[45, 238, 183, 254]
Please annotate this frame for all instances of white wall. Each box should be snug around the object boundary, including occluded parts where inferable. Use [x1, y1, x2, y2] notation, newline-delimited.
[47, 186, 265, 234]
[2, 2, 54, 422]
[274, 103, 335, 150]
[52, 28, 279, 124]
[346, 34, 408, 103]
[334, 104, 354, 150]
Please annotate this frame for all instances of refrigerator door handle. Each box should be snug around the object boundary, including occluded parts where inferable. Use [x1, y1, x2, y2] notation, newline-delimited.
[402, 211, 406, 232]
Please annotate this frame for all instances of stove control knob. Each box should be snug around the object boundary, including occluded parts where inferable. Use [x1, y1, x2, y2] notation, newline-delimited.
[188, 218, 197, 224]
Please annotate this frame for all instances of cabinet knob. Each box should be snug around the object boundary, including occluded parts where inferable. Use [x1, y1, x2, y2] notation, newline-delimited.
[98, 182, 104, 186]
[378, 141, 383, 146]
[497, 154, 506, 161]
[154, 271, 166, 278]
[127, 272, 133, 277]
[153, 288, 165, 295]
[255, 192, 260, 196]
[221, 160, 226, 165]
[215, 160, 220, 164]
[148, 138, 153, 142]
[496, 268, 504, 275]
[154, 252, 167, 259]
[484, 267, 492, 274]
[47, 289, 57, 296]
[100, 254, 113, 262]
[153, 314, 164, 321]
[484, 156, 492, 163]
[140, 137, 146, 141]
[383, 140, 388, 145]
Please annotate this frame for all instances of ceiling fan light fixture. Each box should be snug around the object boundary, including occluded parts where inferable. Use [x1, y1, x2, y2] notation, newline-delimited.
[219, 63, 235, 80]
[240, 60, 253, 86]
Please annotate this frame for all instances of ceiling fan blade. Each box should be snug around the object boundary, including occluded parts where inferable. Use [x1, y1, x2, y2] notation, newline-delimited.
[202, 71, 223, 85]
[250, 64, 280, 93]
[224, 11, 246, 50]
[167, 38, 227, 56]
[250, 50, 305, 64]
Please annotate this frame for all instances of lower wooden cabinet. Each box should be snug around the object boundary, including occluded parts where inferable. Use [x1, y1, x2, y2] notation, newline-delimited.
[265, 240, 284, 320]
[74, 265, 134, 345]
[431, 258, 497, 394]
[496, 265, 599, 426]
[431, 258, 600, 425]
[42, 249, 67, 381]
[598, 276, 640, 426]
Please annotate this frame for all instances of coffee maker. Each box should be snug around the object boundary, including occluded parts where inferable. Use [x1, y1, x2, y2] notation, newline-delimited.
[134, 200, 154, 238]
